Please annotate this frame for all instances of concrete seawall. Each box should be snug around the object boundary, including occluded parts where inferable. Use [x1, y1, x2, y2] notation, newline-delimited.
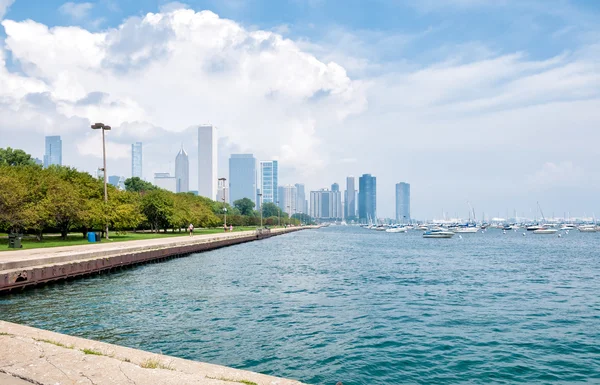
[0, 227, 311, 294]
[0, 321, 309, 385]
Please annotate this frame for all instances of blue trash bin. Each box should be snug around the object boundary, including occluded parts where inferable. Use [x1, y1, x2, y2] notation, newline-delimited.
[87, 232, 96, 243]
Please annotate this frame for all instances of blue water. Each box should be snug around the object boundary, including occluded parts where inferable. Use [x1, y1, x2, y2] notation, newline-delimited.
[2, 227, 600, 384]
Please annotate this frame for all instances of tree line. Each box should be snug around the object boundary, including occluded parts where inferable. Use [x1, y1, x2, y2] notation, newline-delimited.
[0, 147, 306, 239]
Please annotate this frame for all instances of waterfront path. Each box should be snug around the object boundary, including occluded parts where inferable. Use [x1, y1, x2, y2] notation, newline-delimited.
[1, 227, 312, 293]
[0, 321, 308, 385]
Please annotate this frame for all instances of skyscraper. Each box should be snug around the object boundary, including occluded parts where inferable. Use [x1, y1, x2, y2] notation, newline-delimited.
[131, 142, 142, 178]
[295, 183, 308, 215]
[175, 145, 189, 193]
[395, 182, 411, 224]
[345, 176, 356, 219]
[154, 172, 177, 193]
[229, 154, 256, 204]
[278, 185, 297, 215]
[108, 176, 125, 190]
[198, 124, 217, 200]
[331, 183, 339, 192]
[358, 174, 376, 223]
[44, 136, 62, 168]
[259, 160, 278, 206]
[310, 189, 342, 220]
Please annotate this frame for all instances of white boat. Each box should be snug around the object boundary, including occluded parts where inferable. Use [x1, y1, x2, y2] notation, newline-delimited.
[578, 225, 597, 233]
[453, 226, 479, 233]
[533, 228, 558, 234]
[423, 229, 455, 238]
[526, 225, 543, 231]
[386, 226, 408, 233]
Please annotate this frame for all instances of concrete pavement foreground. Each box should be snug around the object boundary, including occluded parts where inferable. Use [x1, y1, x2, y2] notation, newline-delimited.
[0, 321, 308, 385]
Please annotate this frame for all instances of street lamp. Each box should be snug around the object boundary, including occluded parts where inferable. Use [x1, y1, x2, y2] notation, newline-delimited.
[91, 122, 111, 240]
[257, 193, 263, 228]
[276, 200, 281, 227]
[218, 177, 227, 231]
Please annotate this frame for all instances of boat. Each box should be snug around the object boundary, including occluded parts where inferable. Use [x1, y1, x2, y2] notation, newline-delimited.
[533, 228, 558, 234]
[386, 226, 408, 233]
[526, 225, 543, 231]
[578, 225, 597, 233]
[454, 226, 479, 233]
[423, 229, 455, 238]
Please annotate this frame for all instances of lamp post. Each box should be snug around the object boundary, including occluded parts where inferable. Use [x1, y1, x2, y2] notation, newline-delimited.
[218, 177, 227, 231]
[287, 205, 290, 226]
[91, 122, 111, 240]
[277, 200, 281, 227]
[258, 193, 263, 228]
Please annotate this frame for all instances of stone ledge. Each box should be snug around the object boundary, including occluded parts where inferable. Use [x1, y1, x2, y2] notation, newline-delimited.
[0, 321, 309, 385]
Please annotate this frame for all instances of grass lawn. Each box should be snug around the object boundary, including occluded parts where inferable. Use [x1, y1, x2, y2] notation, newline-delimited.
[0, 226, 263, 252]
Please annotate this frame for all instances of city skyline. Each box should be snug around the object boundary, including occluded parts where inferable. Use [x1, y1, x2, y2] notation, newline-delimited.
[1, 1, 599, 218]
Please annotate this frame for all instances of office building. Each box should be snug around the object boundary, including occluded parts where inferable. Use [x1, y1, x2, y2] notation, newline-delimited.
[217, 178, 229, 203]
[175, 145, 189, 193]
[358, 174, 376, 223]
[395, 182, 411, 224]
[310, 188, 342, 220]
[154, 172, 177, 193]
[345, 176, 356, 219]
[295, 183, 308, 215]
[331, 183, 342, 218]
[198, 124, 217, 200]
[34, 158, 43, 166]
[278, 185, 297, 215]
[108, 175, 125, 190]
[131, 142, 142, 178]
[259, 160, 278, 206]
[44, 136, 62, 168]
[229, 154, 256, 204]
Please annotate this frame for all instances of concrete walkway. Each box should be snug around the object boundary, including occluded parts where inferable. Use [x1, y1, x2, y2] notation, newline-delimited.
[0, 228, 304, 271]
[0, 321, 308, 385]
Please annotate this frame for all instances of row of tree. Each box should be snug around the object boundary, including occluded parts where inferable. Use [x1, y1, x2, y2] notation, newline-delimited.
[0, 148, 306, 239]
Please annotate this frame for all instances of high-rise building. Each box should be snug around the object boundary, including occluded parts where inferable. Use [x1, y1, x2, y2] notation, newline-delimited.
[229, 154, 256, 205]
[108, 175, 125, 190]
[44, 136, 62, 168]
[217, 178, 229, 203]
[259, 160, 278, 206]
[154, 172, 177, 193]
[310, 189, 342, 220]
[395, 182, 411, 224]
[331, 183, 339, 192]
[345, 176, 356, 219]
[131, 142, 142, 178]
[278, 185, 297, 215]
[198, 124, 217, 200]
[358, 174, 376, 223]
[295, 183, 308, 215]
[175, 145, 189, 193]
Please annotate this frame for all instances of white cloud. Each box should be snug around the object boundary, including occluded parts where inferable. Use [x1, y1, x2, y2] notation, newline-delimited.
[529, 161, 585, 188]
[59, 2, 94, 20]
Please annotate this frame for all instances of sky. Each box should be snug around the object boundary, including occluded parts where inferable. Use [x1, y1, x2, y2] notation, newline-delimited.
[0, 0, 599, 220]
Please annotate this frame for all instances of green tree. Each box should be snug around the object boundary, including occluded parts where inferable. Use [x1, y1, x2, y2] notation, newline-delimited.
[43, 176, 85, 239]
[141, 190, 174, 232]
[0, 147, 40, 167]
[0, 165, 31, 233]
[261, 202, 282, 218]
[233, 198, 255, 216]
[124, 177, 157, 193]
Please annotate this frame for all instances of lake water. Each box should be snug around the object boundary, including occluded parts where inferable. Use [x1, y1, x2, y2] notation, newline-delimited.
[1, 226, 600, 384]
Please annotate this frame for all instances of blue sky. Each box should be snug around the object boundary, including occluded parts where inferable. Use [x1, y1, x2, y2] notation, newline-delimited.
[1, 0, 600, 219]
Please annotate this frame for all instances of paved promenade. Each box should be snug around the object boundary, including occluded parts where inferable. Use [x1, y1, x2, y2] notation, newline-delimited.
[0, 321, 308, 385]
[1, 227, 312, 292]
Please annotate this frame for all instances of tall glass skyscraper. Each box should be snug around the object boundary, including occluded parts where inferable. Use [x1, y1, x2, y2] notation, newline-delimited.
[175, 145, 189, 193]
[395, 182, 411, 224]
[358, 174, 376, 223]
[345, 176, 356, 219]
[259, 160, 278, 206]
[278, 184, 297, 215]
[295, 183, 308, 215]
[131, 142, 142, 178]
[44, 136, 62, 168]
[229, 154, 256, 205]
[198, 125, 217, 200]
